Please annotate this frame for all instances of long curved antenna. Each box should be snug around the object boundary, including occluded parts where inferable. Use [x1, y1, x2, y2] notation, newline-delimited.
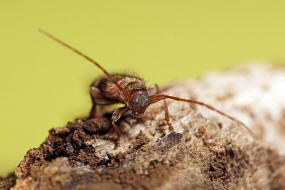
[150, 94, 257, 139]
[39, 29, 132, 102]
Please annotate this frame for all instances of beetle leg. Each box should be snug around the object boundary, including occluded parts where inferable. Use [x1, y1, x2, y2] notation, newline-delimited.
[163, 100, 174, 132]
[109, 106, 128, 149]
[89, 99, 97, 118]
[149, 84, 173, 131]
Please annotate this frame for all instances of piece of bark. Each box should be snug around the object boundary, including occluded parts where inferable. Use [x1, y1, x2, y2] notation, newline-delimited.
[0, 174, 16, 190]
[3, 64, 285, 190]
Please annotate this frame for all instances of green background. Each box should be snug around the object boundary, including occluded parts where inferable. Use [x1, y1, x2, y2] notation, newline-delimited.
[1, 1, 285, 176]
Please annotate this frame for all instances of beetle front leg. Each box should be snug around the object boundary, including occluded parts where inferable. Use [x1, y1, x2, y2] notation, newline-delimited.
[109, 106, 128, 149]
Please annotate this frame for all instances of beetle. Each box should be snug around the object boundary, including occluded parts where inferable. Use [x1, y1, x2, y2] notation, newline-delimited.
[39, 29, 256, 148]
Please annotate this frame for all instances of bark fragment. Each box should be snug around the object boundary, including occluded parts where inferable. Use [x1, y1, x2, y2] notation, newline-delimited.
[2, 64, 285, 190]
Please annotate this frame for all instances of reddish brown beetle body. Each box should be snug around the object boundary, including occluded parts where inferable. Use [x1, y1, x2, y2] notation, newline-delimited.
[39, 29, 257, 148]
[90, 74, 150, 116]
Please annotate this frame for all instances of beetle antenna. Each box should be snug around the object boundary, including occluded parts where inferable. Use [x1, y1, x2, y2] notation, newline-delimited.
[150, 94, 257, 139]
[39, 29, 132, 101]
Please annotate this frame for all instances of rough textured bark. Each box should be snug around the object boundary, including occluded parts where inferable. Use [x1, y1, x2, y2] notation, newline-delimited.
[2, 64, 285, 190]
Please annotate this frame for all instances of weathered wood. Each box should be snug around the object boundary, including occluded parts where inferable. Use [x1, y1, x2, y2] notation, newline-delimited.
[3, 64, 285, 190]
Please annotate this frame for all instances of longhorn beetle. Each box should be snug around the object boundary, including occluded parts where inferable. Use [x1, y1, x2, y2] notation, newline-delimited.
[39, 29, 256, 148]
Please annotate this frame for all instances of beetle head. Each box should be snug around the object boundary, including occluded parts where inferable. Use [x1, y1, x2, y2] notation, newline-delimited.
[126, 90, 150, 116]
